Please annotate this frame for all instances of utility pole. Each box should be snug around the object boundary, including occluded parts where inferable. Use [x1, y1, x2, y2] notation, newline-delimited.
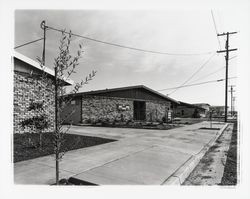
[233, 96, 236, 115]
[217, 32, 237, 122]
[40, 20, 47, 65]
[40, 20, 60, 184]
[229, 85, 236, 116]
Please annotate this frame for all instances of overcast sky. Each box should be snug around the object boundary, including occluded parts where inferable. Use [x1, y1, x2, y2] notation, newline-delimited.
[15, 10, 238, 106]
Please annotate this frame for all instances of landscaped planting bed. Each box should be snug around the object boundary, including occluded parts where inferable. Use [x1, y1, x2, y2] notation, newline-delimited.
[77, 121, 181, 130]
[14, 133, 116, 163]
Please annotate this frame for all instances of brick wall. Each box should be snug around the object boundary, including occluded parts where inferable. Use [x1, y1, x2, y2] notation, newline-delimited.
[13, 71, 55, 133]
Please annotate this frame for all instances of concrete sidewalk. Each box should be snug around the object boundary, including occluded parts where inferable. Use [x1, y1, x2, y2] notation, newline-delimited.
[14, 121, 228, 185]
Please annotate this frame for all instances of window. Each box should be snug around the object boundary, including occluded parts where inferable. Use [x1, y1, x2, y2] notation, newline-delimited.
[71, 100, 76, 105]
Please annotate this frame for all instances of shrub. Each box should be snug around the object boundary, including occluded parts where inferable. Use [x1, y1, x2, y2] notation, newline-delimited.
[162, 116, 166, 123]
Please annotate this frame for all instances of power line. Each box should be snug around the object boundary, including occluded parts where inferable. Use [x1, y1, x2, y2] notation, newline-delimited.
[187, 55, 236, 83]
[167, 53, 216, 96]
[14, 38, 44, 49]
[157, 76, 237, 92]
[45, 25, 215, 56]
[211, 10, 222, 50]
[189, 66, 225, 83]
[229, 55, 237, 60]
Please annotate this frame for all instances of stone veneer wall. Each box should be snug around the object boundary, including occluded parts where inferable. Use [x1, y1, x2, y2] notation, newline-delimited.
[82, 96, 133, 123]
[81, 95, 171, 123]
[14, 71, 55, 133]
[145, 101, 171, 122]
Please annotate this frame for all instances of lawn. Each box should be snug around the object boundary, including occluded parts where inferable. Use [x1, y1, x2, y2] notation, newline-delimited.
[14, 132, 116, 163]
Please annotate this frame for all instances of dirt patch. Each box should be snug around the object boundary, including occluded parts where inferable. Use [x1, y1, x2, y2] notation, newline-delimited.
[200, 155, 215, 172]
[183, 123, 235, 185]
[216, 139, 222, 144]
[219, 121, 238, 185]
[209, 145, 220, 151]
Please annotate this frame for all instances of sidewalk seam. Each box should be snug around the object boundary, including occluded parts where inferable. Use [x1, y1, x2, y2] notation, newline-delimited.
[71, 145, 156, 177]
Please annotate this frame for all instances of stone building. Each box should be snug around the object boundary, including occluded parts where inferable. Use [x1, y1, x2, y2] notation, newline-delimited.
[13, 51, 73, 134]
[174, 101, 206, 118]
[61, 85, 179, 124]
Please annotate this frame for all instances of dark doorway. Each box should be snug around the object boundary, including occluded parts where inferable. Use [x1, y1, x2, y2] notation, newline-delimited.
[181, 110, 184, 116]
[133, 101, 146, 121]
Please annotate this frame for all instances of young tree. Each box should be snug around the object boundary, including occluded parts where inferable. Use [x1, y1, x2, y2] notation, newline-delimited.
[50, 30, 96, 185]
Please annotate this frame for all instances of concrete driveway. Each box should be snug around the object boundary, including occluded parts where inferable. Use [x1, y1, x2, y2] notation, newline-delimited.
[14, 121, 228, 185]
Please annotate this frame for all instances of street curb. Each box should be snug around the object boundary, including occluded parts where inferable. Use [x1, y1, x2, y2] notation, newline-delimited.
[162, 123, 229, 185]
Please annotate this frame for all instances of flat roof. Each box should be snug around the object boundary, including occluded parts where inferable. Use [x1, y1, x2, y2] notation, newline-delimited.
[13, 51, 74, 85]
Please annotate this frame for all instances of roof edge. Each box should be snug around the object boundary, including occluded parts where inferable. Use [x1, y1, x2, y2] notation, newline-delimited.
[63, 85, 180, 104]
[14, 51, 74, 86]
[178, 101, 206, 110]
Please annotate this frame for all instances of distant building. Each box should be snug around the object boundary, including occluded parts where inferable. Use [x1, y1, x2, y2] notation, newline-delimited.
[13, 51, 73, 133]
[192, 103, 210, 117]
[174, 101, 206, 118]
[61, 85, 180, 124]
[209, 106, 229, 117]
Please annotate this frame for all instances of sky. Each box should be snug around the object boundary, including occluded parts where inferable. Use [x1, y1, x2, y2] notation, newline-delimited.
[14, 10, 238, 106]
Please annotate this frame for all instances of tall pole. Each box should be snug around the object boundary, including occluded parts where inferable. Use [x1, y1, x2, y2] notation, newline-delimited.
[54, 66, 59, 185]
[41, 20, 47, 65]
[217, 31, 237, 123]
[233, 96, 236, 114]
[225, 32, 229, 122]
[40, 20, 60, 184]
[230, 85, 233, 116]
[229, 85, 235, 116]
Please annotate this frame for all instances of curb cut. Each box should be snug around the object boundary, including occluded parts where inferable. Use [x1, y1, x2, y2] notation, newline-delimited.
[162, 123, 229, 185]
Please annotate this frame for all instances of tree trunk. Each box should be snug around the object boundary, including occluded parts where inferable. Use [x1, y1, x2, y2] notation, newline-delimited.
[39, 132, 42, 149]
[56, 147, 59, 185]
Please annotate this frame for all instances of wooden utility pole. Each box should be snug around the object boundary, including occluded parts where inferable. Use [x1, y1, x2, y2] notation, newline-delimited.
[41, 20, 60, 184]
[54, 66, 59, 185]
[233, 96, 236, 115]
[217, 32, 237, 122]
[40, 20, 47, 65]
[229, 85, 236, 116]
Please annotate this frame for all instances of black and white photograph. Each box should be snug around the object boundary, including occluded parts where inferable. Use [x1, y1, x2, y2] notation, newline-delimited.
[0, 0, 250, 199]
